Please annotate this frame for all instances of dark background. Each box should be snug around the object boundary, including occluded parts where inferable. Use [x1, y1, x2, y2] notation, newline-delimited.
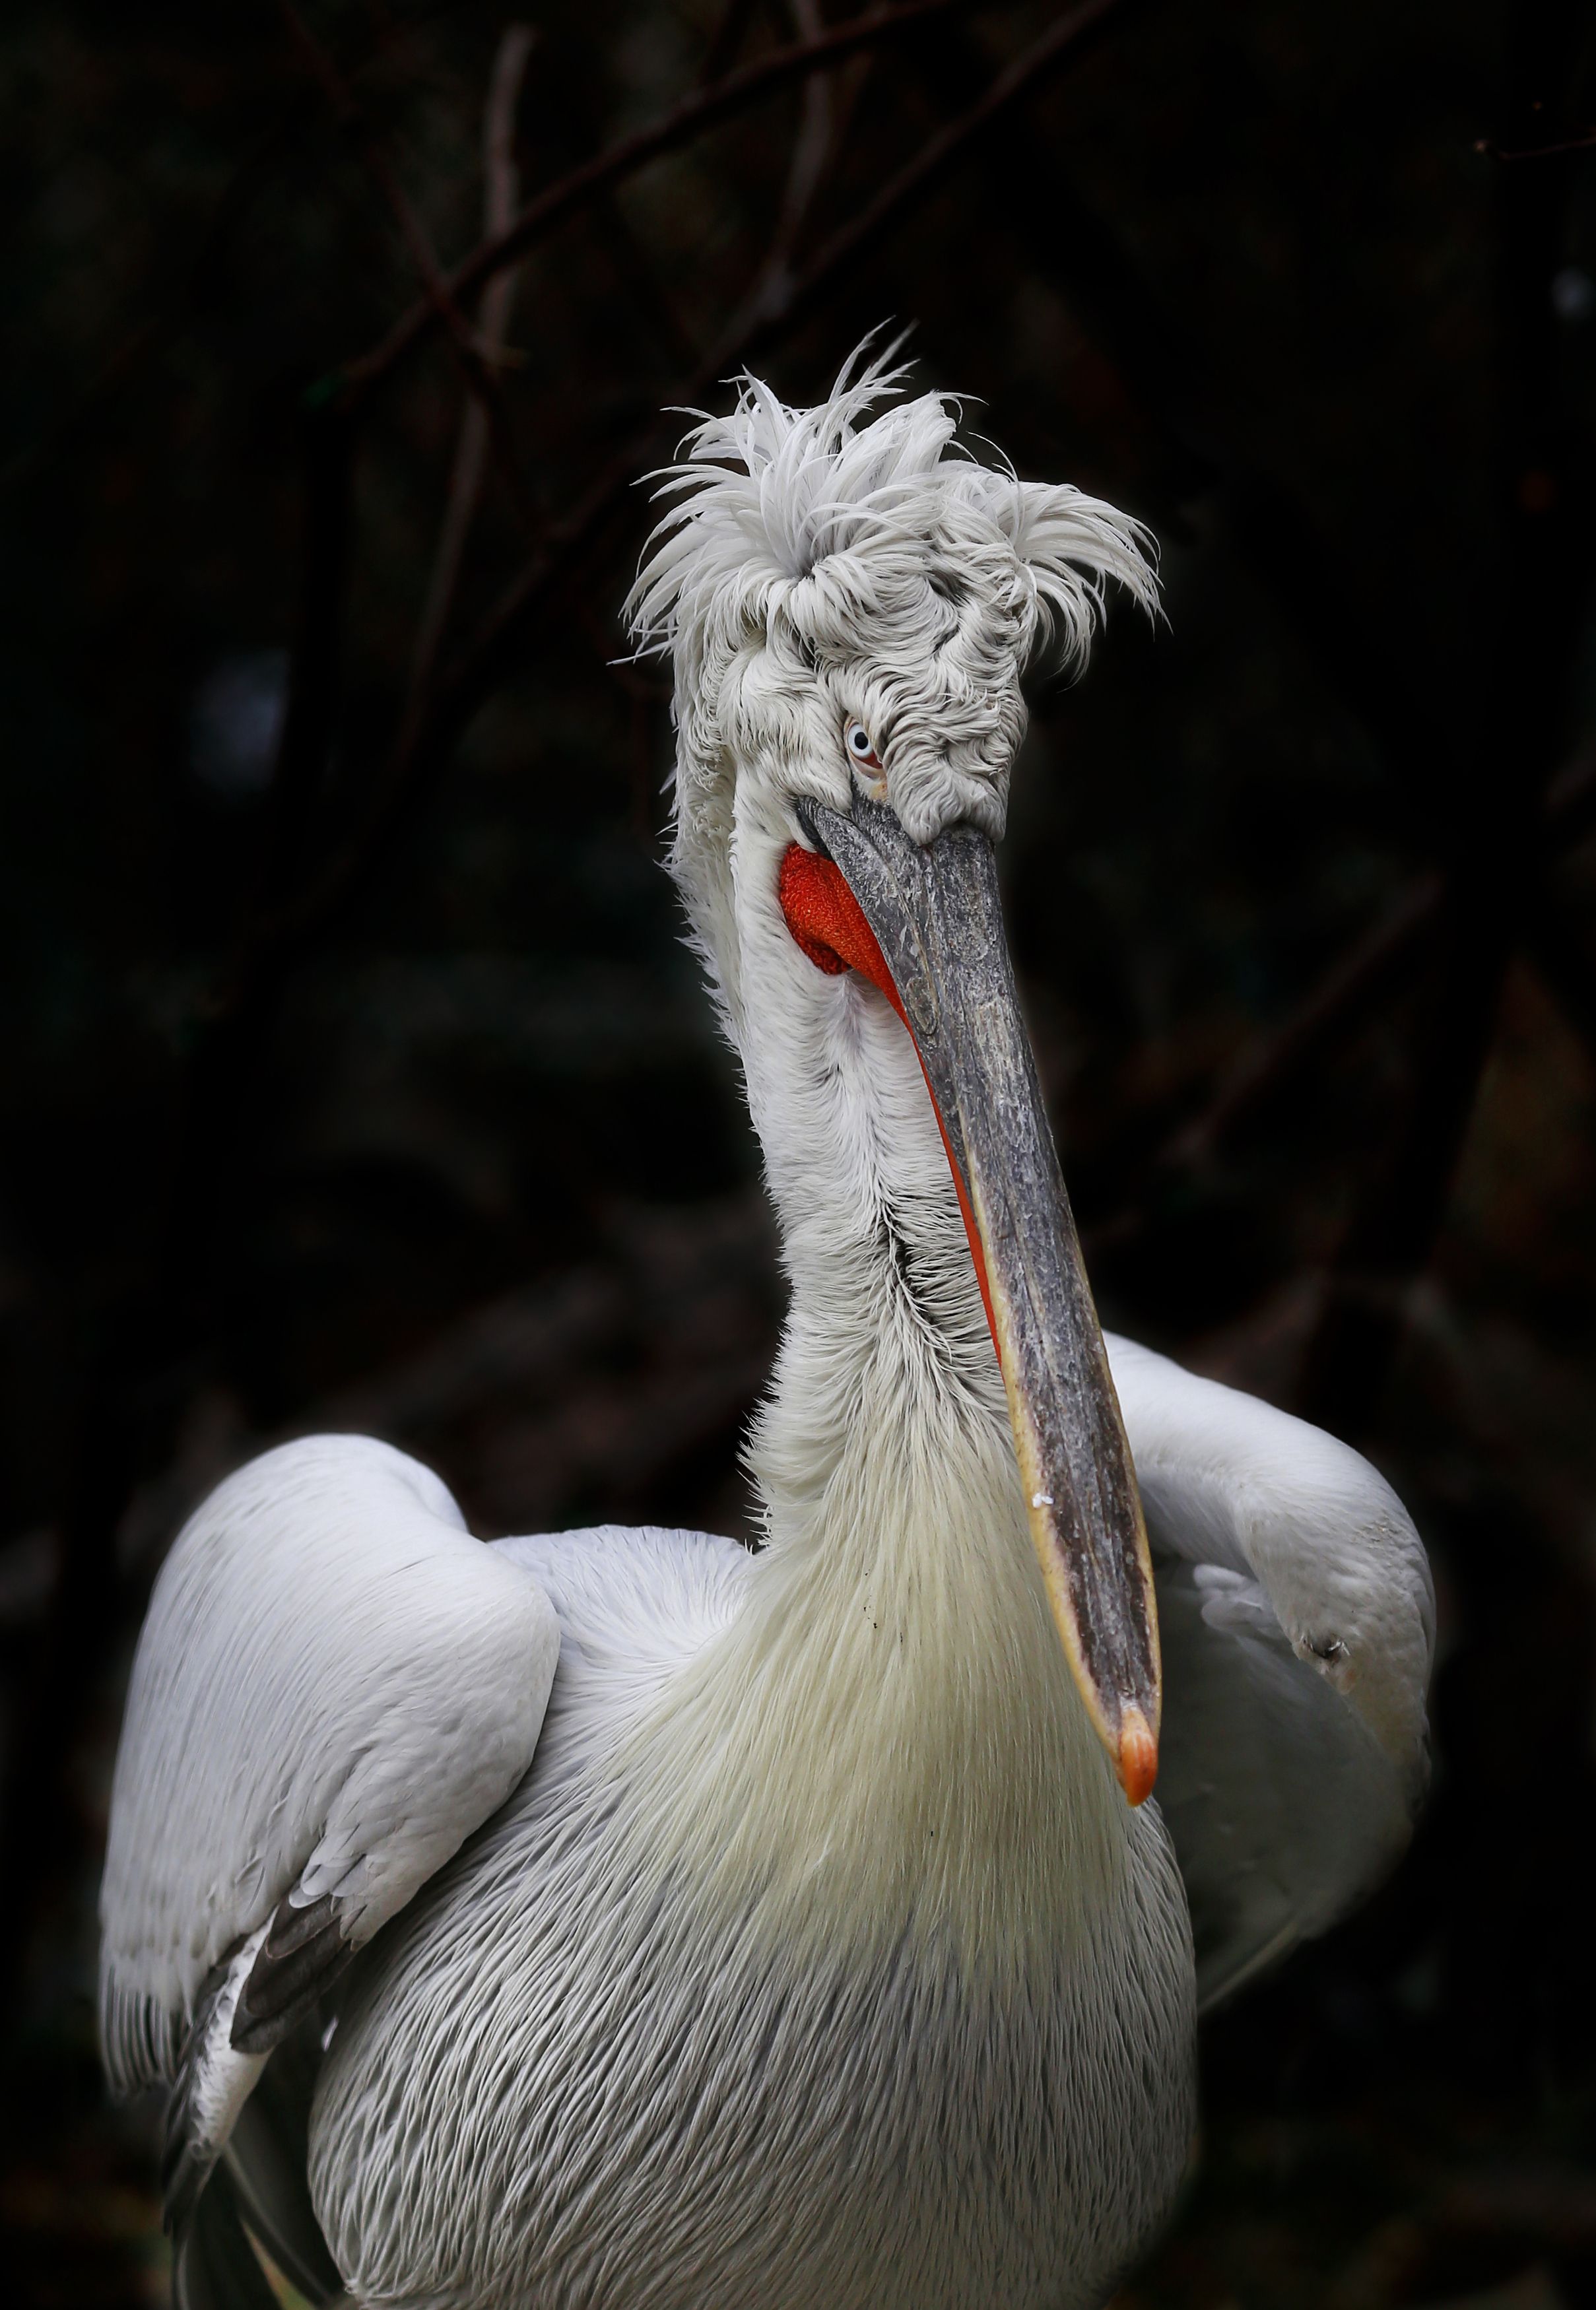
[4, 1, 1596, 2302]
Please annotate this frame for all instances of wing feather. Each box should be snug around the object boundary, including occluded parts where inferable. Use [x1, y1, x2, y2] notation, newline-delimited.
[1106, 1335, 1434, 2009]
[223, 2012, 346, 2305]
[230, 1892, 352, 2056]
[100, 1433, 560, 2099]
[173, 2164, 283, 2310]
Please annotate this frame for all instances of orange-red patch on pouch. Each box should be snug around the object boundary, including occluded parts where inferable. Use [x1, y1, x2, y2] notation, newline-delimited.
[778, 840, 999, 1361]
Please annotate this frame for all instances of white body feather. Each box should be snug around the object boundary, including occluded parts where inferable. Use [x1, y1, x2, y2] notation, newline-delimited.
[314, 1510, 1192, 2310]
[101, 1436, 560, 2090]
[99, 356, 1433, 2309]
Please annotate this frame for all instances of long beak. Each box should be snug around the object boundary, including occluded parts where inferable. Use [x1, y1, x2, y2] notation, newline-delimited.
[792, 790, 1160, 1806]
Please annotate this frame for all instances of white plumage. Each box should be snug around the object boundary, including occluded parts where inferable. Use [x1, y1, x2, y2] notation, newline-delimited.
[100, 352, 1434, 2310]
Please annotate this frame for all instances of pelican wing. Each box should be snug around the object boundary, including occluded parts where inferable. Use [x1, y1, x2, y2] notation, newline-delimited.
[1104, 1335, 1435, 2012]
[99, 1433, 560, 2248]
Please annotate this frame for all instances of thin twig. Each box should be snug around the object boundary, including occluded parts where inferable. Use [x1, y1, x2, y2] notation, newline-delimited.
[1203, 736, 1594, 1156]
[766, 0, 838, 290]
[275, 0, 539, 531]
[704, 0, 843, 350]
[719, 0, 880, 341]
[407, 24, 538, 720]
[1158, 876, 1443, 1171]
[1086, 742, 1596, 1249]
[698, 0, 764, 88]
[591, 198, 705, 372]
[334, 0, 981, 410]
[728, 0, 1134, 369]
[1477, 125, 1596, 160]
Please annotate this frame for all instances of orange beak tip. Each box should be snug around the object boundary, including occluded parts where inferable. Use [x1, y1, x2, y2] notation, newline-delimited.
[1116, 1705, 1159, 1807]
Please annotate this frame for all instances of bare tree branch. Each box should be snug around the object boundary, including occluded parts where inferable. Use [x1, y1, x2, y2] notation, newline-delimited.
[705, 0, 849, 356]
[1082, 742, 1596, 1267]
[407, 23, 539, 721]
[698, 0, 765, 88]
[275, 0, 539, 531]
[764, 0, 840, 294]
[727, 0, 1137, 368]
[335, 0, 983, 410]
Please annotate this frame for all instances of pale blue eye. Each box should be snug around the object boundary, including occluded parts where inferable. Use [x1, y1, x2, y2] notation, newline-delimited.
[846, 720, 877, 761]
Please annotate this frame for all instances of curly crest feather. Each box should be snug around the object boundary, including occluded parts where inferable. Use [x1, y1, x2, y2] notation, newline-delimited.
[627, 346, 1158, 677]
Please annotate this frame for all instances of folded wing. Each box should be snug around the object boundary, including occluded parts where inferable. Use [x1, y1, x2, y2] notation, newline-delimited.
[99, 1433, 560, 2286]
[1106, 1336, 1435, 2012]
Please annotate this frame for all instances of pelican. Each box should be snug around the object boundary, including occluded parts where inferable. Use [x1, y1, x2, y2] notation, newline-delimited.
[100, 355, 1434, 2310]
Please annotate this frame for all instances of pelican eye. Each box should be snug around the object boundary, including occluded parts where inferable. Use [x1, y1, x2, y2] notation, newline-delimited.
[844, 718, 882, 773]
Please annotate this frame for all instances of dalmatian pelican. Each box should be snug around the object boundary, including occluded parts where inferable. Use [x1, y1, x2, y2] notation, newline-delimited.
[99, 354, 1434, 2310]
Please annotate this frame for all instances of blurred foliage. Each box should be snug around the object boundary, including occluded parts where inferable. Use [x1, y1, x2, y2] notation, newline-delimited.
[3, 0, 1596, 2303]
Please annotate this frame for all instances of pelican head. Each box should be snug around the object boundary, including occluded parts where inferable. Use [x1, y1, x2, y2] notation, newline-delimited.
[628, 350, 1164, 1804]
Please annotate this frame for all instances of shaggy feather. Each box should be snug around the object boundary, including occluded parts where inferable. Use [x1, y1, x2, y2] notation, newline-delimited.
[626, 346, 1158, 1046]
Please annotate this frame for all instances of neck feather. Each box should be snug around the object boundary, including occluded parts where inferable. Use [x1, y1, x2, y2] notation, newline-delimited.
[621, 861, 1129, 1964]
